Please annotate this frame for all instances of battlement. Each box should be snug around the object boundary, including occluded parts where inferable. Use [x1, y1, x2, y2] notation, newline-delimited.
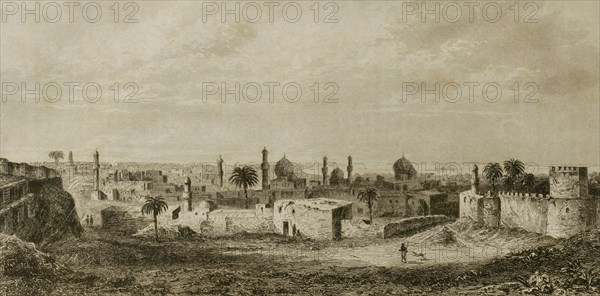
[0, 158, 60, 180]
[549, 165, 588, 199]
[497, 191, 548, 198]
[550, 166, 586, 174]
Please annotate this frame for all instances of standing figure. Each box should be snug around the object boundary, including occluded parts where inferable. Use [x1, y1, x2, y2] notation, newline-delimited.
[86, 215, 90, 226]
[399, 243, 408, 263]
[90, 215, 94, 226]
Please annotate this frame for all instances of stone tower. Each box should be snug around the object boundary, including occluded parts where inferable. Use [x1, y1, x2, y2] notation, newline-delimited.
[261, 147, 270, 190]
[322, 156, 329, 186]
[93, 149, 100, 191]
[68, 151, 73, 166]
[347, 155, 353, 182]
[217, 155, 224, 188]
[549, 166, 589, 199]
[471, 164, 479, 194]
[183, 177, 192, 211]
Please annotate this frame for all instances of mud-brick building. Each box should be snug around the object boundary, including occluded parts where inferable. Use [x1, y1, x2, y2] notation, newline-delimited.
[273, 198, 353, 240]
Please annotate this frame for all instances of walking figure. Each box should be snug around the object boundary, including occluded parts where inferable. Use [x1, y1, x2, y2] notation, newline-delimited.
[90, 215, 94, 226]
[399, 243, 408, 263]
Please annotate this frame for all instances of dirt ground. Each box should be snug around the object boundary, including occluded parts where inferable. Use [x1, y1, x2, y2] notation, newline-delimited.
[4, 217, 599, 295]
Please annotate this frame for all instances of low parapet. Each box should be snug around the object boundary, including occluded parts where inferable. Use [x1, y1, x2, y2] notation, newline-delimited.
[497, 191, 548, 198]
[0, 158, 59, 180]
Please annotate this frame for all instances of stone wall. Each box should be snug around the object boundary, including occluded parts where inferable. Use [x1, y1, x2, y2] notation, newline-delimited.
[0, 159, 59, 180]
[273, 199, 352, 240]
[382, 215, 451, 238]
[499, 193, 548, 235]
[546, 199, 597, 238]
[207, 208, 274, 233]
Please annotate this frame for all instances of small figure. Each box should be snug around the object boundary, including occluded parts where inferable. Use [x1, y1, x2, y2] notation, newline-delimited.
[399, 243, 408, 263]
[90, 215, 94, 226]
[86, 215, 90, 226]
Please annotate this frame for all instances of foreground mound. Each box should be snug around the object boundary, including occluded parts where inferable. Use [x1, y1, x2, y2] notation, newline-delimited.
[15, 184, 83, 247]
[0, 234, 68, 277]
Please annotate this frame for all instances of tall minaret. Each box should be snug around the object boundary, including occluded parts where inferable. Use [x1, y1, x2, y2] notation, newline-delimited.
[93, 149, 100, 191]
[68, 151, 74, 166]
[217, 155, 224, 188]
[261, 147, 270, 190]
[471, 164, 480, 194]
[322, 156, 329, 186]
[183, 177, 192, 211]
[347, 155, 353, 182]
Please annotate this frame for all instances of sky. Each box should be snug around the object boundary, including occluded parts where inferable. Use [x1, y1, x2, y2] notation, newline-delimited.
[0, 1, 598, 171]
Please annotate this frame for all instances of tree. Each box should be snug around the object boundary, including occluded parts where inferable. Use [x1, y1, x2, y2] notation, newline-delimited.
[483, 163, 503, 192]
[141, 196, 168, 242]
[357, 186, 378, 224]
[503, 158, 525, 191]
[521, 173, 536, 194]
[229, 166, 259, 209]
[48, 151, 64, 165]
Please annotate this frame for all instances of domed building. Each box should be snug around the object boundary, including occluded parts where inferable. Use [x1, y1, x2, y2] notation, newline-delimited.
[329, 167, 346, 186]
[271, 155, 307, 190]
[274, 156, 296, 180]
[393, 155, 417, 181]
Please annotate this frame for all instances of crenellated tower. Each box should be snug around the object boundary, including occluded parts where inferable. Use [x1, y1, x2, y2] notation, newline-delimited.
[322, 156, 329, 186]
[261, 147, 270, 190]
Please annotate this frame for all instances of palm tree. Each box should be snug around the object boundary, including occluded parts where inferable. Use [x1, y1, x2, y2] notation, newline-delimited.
[48, 151, 64, 165]
[503, 158, 525, 191]
[141, 196, 168, 242]
[483, 163, 503, 192]
[357, 186, 378, 224]
[229, 166, 259, 209]
[522, 173, 536, 194]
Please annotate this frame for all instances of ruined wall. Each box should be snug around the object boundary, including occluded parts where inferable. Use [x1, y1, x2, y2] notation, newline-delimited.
[459, 191, 483, 222]
[382, 215, 451, 238]
[546, 199, 597, 238]
[481, 197, 500, 227]
[499, 193, 548, 235]
[0, 159, 59, 180]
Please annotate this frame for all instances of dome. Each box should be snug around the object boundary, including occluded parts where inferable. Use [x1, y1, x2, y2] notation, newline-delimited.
[275, 156, 296, 179]
[331, 167, 344, 180]
[393, 156, 417, 180]
[330, 167, 345, 185]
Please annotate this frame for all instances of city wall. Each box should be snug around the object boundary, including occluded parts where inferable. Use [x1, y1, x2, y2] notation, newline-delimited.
[382, 215, 451, 238]
[460, 190, 599, 238]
